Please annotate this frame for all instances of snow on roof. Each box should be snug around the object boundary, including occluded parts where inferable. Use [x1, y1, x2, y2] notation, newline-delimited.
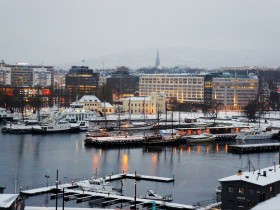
[0, 194, 19, 208]
[79, 95, 101, 103]
[251, 193, 280, 210]
[123, 96, 151, 101]
[101, 102, 113, 108]
[219, 165, 280, 186]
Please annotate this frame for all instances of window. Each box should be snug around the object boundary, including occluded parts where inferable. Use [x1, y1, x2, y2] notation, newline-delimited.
[228, 186, 234, 193]
[249, 189, 255, 195]
[238, 187, 244, 194]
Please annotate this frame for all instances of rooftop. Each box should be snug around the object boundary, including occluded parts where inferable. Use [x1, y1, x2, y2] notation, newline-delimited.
[219, 165, 280, 186]
[123, 96, 151, 101]
[0, 194, 19, 208]
[79, 95, 101, 103]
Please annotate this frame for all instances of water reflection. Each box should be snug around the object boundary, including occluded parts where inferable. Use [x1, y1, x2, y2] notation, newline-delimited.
[92, 154, 100, 171]
[121, 153, 129, 173]
[215, 143, 219, 153]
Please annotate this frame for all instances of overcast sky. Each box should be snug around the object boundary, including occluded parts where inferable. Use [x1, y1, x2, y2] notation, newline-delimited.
[1, 0, 280, 68]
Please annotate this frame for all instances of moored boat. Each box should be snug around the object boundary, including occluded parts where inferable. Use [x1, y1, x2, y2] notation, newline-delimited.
[76, 177, 121, 195]
[235, 127, 277, 141]
[186, 133, 216, 143]
[139, 188, 173, 202]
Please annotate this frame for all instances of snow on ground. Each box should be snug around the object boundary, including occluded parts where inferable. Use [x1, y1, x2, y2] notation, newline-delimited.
[252, 193, 280, 210]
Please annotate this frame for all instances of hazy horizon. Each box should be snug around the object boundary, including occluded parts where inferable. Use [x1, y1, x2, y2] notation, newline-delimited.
[1, 0, 280, 69]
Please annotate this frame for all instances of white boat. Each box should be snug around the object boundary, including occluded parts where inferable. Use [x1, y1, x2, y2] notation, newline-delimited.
[0, 107, 14, 123]
[32, 119, 77, 133]
[1, 120, 40, 133]
[186, 133, 216, 143]
[235, 127, 277, 141]
[138, 188, 173, 202]
[77, 177, 121, 195]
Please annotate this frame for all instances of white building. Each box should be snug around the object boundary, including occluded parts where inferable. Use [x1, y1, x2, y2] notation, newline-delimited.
[212, 73, 259, 110]
[139, 74, 204, 103]
[122, 92, 166, 114]
[0, 65, 11, 85]
[33, 67, 52, 87]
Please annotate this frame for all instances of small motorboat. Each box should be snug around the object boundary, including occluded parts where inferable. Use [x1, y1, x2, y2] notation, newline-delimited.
[138, 188, 173, 202]
[186, 133, 216, 143]
[76, 177, 121, 195]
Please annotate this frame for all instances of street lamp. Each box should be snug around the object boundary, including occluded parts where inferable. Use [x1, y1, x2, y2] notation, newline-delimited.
[45, 175, 50, 187]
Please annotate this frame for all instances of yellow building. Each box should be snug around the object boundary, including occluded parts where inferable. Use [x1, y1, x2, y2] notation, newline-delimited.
[122, 92, 166, 115]
[212, 73, 259, 110]
[79, 95, 114, 114]
[139, 74, 204, 103]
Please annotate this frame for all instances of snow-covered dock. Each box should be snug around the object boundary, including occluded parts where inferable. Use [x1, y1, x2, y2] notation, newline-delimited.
[54, 189, 194, 210]
[21, 173, 174, 196]
[228, 143, 280, 154]
[105, 173, 175, 182]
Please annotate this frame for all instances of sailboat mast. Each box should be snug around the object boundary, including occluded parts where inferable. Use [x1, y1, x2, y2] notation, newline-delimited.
[143, 96, 146, 124]
[37, 86, 40, 122]
[20, 85, 24, 122]
[118, 78, 121, 133]
[103, 86, 107, 129]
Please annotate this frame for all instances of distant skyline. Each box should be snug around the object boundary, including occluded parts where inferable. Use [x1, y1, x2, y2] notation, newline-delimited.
[1, 0, 280, 69]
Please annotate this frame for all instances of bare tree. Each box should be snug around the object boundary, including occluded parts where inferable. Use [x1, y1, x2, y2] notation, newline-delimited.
[243, 100, 259, 124]
[202, 99, 222, 124]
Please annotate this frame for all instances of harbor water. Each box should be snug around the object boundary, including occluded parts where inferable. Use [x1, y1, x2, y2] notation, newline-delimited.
[0, 129, 279, 207]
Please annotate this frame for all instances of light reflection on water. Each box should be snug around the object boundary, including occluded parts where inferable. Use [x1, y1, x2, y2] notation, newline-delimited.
[0, 131, 279, 207]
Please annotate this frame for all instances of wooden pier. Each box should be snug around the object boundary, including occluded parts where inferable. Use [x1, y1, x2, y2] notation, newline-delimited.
[228, 143, 280, 154]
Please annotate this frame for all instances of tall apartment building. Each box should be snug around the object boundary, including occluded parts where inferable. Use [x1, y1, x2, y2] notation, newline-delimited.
[11, 64, 54, 87]
[0, 63, 54, 87]
[212, 73, 259, 110]
[105, 67, 139, 102]
[139, 74, 204, 103]
[33, 67, 52, 87]
[0, 64, 11, 85]
[65, 66, 99, 104]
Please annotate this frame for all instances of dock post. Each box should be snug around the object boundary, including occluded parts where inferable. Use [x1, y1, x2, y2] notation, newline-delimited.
[134, 180, 137, 210]
[56, 169, 58, 210]
[62, 188, 64, 210]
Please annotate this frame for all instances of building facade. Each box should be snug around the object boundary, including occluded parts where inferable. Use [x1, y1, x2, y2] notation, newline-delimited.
[212, 73, 259, 110]
[65, 66, 99, 104]
[79, 95, 114, 114]
[219, 165, 280, 210]
[0, 63, 12, 86]
[105, 67, 139, 102]
[122, 92, 166, 114]
[139, 74, 204, 103]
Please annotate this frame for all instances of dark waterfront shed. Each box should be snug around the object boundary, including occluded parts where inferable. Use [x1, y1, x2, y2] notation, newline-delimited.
[219, 165, 280, 210]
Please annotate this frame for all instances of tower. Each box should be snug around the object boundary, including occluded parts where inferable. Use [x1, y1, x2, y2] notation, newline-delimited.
[155, 50, 160, 68]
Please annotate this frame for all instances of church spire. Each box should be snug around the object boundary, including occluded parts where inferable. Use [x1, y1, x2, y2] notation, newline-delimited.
[155, 50, 160, 68]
